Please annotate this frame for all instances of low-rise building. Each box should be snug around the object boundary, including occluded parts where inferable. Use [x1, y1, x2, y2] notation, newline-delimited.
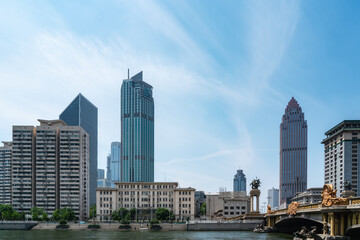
[291, 187, 322, 205]
[96, 182, 195, 221]
[206, 191, 250, 219]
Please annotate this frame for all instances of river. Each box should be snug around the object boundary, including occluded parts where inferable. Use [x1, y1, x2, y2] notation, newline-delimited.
[0, 230, 293, 240]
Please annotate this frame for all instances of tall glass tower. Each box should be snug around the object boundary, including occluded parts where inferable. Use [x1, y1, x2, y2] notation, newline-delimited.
[60, 93, 98, 205]
[233, 169, 246, 192]
[121, 71, 154, 182]
[110, 142, 121, 182]
[279, 97, 307, 207]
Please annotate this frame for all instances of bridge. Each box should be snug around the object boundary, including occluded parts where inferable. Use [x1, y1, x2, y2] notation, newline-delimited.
[266, 189, 360, 237]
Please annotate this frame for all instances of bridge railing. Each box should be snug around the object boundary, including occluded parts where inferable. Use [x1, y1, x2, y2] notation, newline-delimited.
[349, 197, 360, 205]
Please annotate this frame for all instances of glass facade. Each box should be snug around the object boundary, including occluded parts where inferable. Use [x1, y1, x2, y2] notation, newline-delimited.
[279, 97, 307, 206]
[121, 71, 154, 182]
[59, 93, 98, 205]
[110, 142, 121, 182]
[233, 169, 246, 192]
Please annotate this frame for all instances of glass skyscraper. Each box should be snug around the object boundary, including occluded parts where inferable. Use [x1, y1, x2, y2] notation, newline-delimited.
[233, 169, 246, 192]
[60, 93, 98, 205]
[279, 97, 307, 207]
[110, 142, 121, 182]
[121, 71, 154, 182]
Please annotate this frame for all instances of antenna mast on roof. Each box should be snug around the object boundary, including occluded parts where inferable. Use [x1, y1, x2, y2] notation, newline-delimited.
[127, 68, 130, 79]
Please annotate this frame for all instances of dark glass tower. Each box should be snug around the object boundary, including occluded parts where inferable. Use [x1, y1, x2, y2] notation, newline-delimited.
[233, 169, 246, 192]
[121, 71, 154, 182]
[60, 93, 98, 205]
[279, 97, 307, 207]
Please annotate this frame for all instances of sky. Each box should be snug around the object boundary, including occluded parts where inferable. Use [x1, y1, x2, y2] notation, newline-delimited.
[1, 0, 360, 212]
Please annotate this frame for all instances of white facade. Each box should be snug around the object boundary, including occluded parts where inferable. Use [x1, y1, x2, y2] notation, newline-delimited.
[291, 187, 322, 204]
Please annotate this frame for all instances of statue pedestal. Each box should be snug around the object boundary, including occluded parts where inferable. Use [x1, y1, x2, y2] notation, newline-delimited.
[250, 189, 260, 213]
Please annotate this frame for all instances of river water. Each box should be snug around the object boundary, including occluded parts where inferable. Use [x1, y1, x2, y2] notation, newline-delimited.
[0, 230, 293, 240]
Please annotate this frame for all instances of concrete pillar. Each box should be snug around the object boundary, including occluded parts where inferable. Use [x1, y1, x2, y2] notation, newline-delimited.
[330, 213, 335, 236]
[256, 196, 259, 212]
[340, 214, 345, 236]
[352, 213, 357, 226]
[334, 214, 339, 236]
[348, 213, 352, 228]
[323, 214, 328, 235]
[250, 196, 253, 213]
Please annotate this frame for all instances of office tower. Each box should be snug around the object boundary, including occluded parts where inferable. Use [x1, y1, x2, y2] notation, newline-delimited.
[279, 97, 307, 207]
[110, 142, 121, 182]
[233, 169, 246, 192]
[322, 121, 360, 197]
[0, 141, 12, 205]
[106, 154, 111, 180]
[121, 71, 154, 182]
[60, 93, 98, 205]
[267, 187, 279, 210]
[97, 169, 105, 179]
[11, 126, 36, 213]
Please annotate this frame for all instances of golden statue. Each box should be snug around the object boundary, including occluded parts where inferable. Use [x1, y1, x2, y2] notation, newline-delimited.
[266, 205, 276, 214]
[287, 202, 300, 216]
[321, 184, 348, 207]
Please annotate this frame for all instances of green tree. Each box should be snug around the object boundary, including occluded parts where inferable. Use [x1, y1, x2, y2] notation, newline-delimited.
[60, 208, 76, 222]
[41, 212, 49, 221]
[200, 203, 206, 215]
[155, 208, 170, 221]
[129, 208, 136, 220]
[89, 204, 96, 219]
[31, 207, 45, 221]
[52, 209, 61, 221]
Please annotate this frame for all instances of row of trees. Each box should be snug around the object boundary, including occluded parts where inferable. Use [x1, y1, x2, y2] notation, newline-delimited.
[110, 207, 176, 223]
[0, 204, 25, 220]
[0, 204, 76, 222]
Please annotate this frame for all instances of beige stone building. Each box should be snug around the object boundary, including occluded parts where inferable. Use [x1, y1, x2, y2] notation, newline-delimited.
[206, 191, 250, 219]
[97, 182, 195, 221]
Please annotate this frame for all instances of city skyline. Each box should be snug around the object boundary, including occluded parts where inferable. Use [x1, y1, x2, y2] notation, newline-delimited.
[1, 1, 360, 207]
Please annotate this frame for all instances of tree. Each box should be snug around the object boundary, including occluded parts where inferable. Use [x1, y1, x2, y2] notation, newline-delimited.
[41, 212, 49, 221]
[0, 204, 14, 220]
[52, 208, 76, 222]
[200, 203, 206, 215]
[155, 208, 170, 221]
[111, 208, 129, 221]
[129, 208, 136, 220]
[89, 204, 96, 219]
[31, 207, 45, 221]
[52, 209, 61, 221]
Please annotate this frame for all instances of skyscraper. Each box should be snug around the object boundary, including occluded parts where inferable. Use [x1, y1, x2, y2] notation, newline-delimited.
[233, 169, 246, 192]
[121, 71, 154, 182]
[60, 93, 98, 205]
[322, 120, 360, 196]
[267, 187, 279, 210]
[279, 97, 307, 207]
[97, 169, 105, 179]
[110, 142, 121, 182]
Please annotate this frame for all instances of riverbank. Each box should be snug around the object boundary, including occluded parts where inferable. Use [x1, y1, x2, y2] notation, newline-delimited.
[32, 222, 187, 231]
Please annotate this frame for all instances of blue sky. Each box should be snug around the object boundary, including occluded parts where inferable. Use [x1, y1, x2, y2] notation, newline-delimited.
[1, 0, 360, 211]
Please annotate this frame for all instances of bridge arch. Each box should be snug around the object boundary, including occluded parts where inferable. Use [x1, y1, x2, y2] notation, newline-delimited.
[346, 224, 360, 237]
[274, 217, 324, 234]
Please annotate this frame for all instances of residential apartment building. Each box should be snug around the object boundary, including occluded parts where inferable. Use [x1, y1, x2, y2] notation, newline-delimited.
[9, 120, 90, 220]
[322, 120, 360, 196]
[60, 93, 98, 205]
[291, 187, 322, 204]
[96, 182, 195, 221]
[121, 71, 154, 182]
[280, 97, 307, 207]
[12, 126, 36, 213]
[0, 141, 12, 205]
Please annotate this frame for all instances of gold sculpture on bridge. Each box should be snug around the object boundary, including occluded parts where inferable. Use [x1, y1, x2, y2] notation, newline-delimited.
[287, 202, 300, 216]
[266, 205, 276, 215]
[321, 184, 348, 207]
